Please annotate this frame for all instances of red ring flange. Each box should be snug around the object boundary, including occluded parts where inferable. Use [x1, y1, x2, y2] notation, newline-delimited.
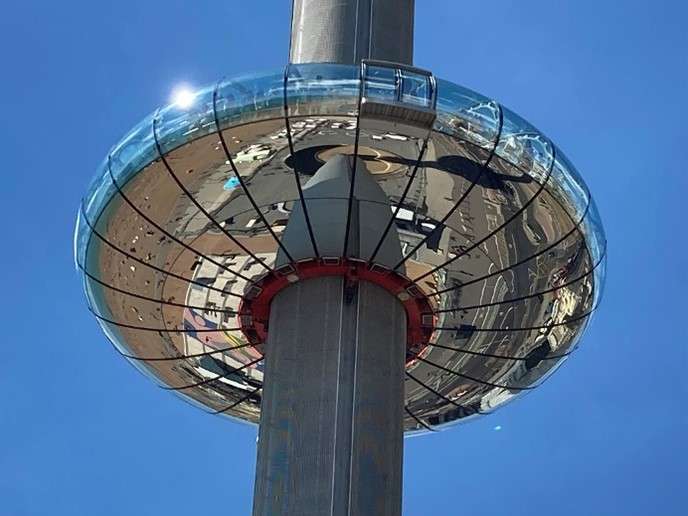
[238, 258, 436, 363]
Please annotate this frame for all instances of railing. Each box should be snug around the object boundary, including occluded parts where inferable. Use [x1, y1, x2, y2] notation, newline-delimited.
[359, 60, 437, 128]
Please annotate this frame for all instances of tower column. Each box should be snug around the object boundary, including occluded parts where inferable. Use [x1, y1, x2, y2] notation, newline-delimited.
[289, 0, 415, 65]
[253, 276, 406, 516]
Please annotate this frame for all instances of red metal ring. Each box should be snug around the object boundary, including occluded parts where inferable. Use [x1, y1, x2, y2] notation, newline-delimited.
[238, 258, 436, 364]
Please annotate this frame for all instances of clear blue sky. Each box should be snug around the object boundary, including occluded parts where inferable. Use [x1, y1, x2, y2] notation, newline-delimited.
[1, 1, 686, 514]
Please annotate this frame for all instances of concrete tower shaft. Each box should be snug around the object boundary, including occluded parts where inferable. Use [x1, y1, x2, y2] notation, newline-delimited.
[253, 154, 408, 516]
[289, 0, 415, 65]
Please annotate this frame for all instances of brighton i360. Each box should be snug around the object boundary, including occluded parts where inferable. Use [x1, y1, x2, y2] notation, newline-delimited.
[75, 1, 606, 514]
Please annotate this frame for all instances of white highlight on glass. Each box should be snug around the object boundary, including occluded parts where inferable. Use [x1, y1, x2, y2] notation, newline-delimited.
[171, 86, 195, 109]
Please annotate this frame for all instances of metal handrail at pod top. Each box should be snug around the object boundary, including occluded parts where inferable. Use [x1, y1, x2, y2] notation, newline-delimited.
[75, 61, 606, 433]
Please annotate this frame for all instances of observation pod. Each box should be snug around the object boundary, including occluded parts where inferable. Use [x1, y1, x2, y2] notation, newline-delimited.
[76, 63, 606, 430]
[75, 1, 606, 514]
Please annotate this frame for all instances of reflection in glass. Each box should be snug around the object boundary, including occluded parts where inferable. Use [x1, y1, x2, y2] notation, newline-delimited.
[76, 63, 606, 434]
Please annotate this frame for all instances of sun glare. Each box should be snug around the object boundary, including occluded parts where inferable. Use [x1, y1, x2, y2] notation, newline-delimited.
[171, 86, 195, 109]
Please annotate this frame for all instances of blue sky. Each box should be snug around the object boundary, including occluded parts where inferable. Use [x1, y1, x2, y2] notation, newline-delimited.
[1, 1, 686, 514]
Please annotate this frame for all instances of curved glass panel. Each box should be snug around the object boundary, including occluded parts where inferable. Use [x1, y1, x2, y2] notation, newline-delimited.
[74, 204, 91, 271]
[108, 112, 157, 189]
[495, 107, 553, 182]
[363, 65, 396, 102]
[499, 106, 539, 137]
[214, 69, 285, 129]
[81, 157, 115, 234]
[400, 69, 432, 108]
[434, 78, 501, 149]
[495, 133, 554, 182]
[582, 196, 607, 260]
[286, 63, 360, 116]
[155, 86, 217, 155]
[550, 148, 589, 221]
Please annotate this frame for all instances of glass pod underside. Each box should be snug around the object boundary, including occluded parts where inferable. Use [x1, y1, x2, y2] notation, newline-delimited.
[75, 63, 606, 434]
